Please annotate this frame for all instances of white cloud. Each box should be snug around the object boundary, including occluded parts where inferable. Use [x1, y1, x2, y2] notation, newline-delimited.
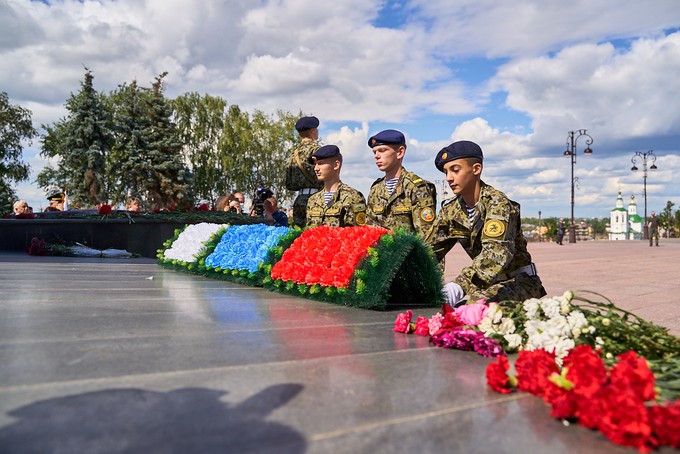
[1, 0, 679, 218]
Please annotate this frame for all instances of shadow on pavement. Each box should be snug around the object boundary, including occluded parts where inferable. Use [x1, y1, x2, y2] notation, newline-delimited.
[0, 384, 306, 453]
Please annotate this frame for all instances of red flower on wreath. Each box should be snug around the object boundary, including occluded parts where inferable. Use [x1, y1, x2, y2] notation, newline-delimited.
[271, 226, 388, 289]
[98, 204, 112, 215]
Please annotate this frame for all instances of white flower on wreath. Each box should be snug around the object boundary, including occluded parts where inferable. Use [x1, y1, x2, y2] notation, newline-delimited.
[164, 223, 226, 262]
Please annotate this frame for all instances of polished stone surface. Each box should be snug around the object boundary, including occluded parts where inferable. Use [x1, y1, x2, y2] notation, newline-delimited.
[1, 242, 678, 453]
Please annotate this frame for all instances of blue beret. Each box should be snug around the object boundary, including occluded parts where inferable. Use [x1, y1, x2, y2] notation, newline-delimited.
[434, 141, 484, 172]
[309, 144, 341, 163]
[368, 129, 406, 148]
[295, 116, 319, 131]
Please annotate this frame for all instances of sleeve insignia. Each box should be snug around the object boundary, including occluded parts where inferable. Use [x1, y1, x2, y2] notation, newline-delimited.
[420, 207, 435, 222]
[355, 212, 366, 225]
[482, 219, 506, 238]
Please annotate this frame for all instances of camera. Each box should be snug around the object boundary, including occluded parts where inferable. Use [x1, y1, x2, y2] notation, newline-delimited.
[253, 184, 273, 217]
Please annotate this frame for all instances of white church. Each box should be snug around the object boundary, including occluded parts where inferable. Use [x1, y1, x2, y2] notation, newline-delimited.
[608, 192, 644, 240]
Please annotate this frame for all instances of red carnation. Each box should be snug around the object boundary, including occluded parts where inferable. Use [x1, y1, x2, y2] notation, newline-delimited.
[598, 387, 655, 453]
[413, 316, 429, 336]
[515, 349, 559, 398]
[563, 345, 607, 399]
[98, 204, 112, 215]
[648, 400, 680, 448]
[609, 351, 656, 402]
[486, 356, 515, 394]
[393, 310, 413, 333]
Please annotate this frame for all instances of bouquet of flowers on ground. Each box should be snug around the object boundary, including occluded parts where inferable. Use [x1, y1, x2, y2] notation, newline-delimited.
[392, 290, 680, 452]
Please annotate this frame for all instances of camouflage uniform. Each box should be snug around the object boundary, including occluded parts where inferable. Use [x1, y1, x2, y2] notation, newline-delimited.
[425, 181, 546, 302]
[285, 140, 323, 227]
[366, 167, 436, 237]
[306, 182, 367, 228]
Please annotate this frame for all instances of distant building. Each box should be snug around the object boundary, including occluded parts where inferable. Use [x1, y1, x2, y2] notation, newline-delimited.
[608, 192, 643, 240]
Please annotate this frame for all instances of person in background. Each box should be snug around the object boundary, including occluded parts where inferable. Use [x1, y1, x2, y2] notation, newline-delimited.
[365, 129, 436, 237]
[13, 199, 29, 215]
[556, 218, 565, 245]
[263, 196, 288, 227]
[233, 192, 245, 212]
[425, 140, 546, 307]
[285, 116, 323, 227]
[46, 191, 66, 211]
[648, 211, 659, 247]
[215, 193, 235, 212]
[305, 144, 366, 228]
[228, 198, 242, 214]
[126, 197, 143, 212]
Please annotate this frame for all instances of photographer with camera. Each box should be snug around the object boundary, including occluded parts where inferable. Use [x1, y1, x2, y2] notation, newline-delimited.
[250, 183, 274, 217]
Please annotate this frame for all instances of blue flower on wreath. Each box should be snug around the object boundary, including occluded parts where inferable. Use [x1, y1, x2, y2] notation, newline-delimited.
[205, 224, 290, 273]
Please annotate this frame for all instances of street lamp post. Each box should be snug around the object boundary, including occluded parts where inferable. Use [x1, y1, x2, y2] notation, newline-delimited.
[563, 129, 594, 243]
[631, 150, 657, 240]
[538, 210, 542, 242]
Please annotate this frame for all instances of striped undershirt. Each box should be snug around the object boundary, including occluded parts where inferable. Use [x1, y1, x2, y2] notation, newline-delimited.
[385, 178, 399, 196]
[466, 204, 476, 226]
[323, 192, 335, 206]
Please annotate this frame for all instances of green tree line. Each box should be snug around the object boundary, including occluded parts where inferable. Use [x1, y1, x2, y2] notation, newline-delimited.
[30, 69, 302, 210]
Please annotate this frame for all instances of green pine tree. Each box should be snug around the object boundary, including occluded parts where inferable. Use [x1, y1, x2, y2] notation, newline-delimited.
[38, 69, 112, 207]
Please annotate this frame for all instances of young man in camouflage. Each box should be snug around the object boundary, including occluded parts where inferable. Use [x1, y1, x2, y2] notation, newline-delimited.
[306, 145, 366, 227]
[365, 129, 436, 237]
[285, 116, 323, 227]
[425, 140, 546, 306]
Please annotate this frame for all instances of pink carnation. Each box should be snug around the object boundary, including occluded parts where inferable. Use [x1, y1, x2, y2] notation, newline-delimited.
[393, 310, 413, 333]
[428, 313, 444, 336]
[414, 316, 429, 336]
[453, 303, 489, 326]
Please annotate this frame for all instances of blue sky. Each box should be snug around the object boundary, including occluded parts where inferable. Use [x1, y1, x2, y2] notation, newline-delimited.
[2, 0, 680, 219]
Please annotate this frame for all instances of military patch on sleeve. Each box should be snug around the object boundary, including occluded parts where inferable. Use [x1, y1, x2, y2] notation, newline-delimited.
[355, 212, 366, 225]
[482, 219, 507, 239]
[420, 207, 435, 222]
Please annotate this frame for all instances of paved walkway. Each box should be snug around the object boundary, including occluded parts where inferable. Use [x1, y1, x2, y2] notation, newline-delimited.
[0, 240, 678, 453]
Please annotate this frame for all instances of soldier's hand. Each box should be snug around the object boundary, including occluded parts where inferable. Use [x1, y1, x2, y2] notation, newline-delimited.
[442, 282, 465, 308]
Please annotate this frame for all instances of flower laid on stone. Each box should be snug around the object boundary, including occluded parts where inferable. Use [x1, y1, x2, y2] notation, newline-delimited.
[162, 222, 227, 263]
[392, 290, 679, 452]
[486, 346, 680, 452]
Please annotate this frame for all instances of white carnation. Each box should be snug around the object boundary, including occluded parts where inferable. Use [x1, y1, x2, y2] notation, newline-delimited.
[164, 223, 227, 262]
[504, 333, 523, 349]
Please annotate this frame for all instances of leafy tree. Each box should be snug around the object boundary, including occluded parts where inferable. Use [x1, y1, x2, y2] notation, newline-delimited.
[659, 200, 675, 238]
[172, 97, 299, 205]
[0, 91, 36, 211]
[589, 218, 608, 235]
[38, 69, 112, 207]
[172, 92, 228, 202]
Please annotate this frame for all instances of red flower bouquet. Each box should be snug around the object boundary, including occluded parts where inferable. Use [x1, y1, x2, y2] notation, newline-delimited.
[271, 225, 388, 288]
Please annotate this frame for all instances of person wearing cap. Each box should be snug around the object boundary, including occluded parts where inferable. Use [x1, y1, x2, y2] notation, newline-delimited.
[46, 191, 66, 211]
[365, 129, 436, 237]
[425, 140, 546, 306]
[285, 115, 324, 227]
[305, 145, 367, 228]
